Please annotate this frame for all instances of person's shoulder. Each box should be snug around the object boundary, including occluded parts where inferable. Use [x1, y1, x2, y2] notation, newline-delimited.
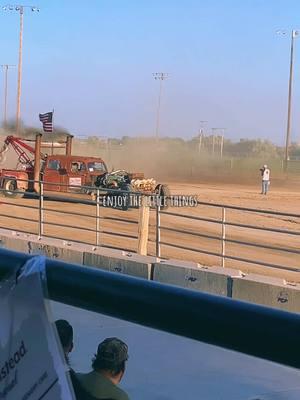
[70, 370, 92, 399]
[75, 371, 86, 380]
[76, 370, 93, 377]
[75, 370, 94, 386]
[117, 388, 130, 400]
[109, 383, 130, 400]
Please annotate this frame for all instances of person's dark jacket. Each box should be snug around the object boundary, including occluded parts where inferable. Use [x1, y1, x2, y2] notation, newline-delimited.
[70, 370, 113, 400]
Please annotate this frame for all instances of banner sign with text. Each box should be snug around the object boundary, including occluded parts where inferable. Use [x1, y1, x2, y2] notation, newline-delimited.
[0, 256, 75, 400]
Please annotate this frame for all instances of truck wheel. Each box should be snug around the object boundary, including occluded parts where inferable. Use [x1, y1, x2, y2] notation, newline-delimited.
[3, 179, 25, 198]
[155, 184, 170, 210]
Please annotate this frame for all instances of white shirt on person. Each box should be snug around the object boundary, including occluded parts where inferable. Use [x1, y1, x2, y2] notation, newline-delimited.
[262, 168, 270, 181]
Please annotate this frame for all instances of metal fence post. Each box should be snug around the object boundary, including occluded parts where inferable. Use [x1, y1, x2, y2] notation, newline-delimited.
[221, 207, 226, 268]
[96, 189, 100, 246]
[38, 179, 44, 238]
[156, 195, 161, 258]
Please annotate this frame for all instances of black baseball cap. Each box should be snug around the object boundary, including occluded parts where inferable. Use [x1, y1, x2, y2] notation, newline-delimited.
[97, 337, 128, 364]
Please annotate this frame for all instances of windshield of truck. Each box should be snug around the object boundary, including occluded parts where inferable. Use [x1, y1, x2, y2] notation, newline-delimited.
[87, 161, 107, 172]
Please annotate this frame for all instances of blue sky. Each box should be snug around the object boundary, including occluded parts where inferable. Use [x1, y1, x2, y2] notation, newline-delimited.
[0, 0, 300, 143]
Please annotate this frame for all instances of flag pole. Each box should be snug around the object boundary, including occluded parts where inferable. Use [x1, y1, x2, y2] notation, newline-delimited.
[51, 108, 54, 155]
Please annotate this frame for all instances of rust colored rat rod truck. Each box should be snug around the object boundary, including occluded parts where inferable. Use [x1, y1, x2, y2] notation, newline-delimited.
[0, 134, 170, 208]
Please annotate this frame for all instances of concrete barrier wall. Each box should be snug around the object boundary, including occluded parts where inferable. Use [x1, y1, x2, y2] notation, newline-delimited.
[153, 259, 243, 297]
[232, 274, 300, 313]
[0, 228, 300, 312]
[28, 239, 85, 264]
[0, 230, 32, 253]
[84, 248, 156, 280]
[0, 228, 155, 280]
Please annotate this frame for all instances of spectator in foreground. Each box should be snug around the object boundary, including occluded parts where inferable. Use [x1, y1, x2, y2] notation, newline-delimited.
[260, 164, 270, 195]
[55, 319, 96, 400]
[77, 337, 130, 400]
[55, 319, 74, 361]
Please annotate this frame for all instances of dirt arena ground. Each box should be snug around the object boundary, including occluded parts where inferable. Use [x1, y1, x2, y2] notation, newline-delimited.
[0, 181, 299, 282]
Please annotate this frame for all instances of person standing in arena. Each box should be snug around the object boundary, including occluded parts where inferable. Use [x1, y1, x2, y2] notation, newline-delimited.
[260, 164, 270, 195]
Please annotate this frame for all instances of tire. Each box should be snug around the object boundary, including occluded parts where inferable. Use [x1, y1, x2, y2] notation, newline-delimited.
[155, 184, 170, 210]
[3, 179, 25, 198]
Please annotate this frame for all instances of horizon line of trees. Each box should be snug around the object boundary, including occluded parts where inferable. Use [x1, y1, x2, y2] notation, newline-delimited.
[81, 135, 300, 159]
[1, 121, 300, 159]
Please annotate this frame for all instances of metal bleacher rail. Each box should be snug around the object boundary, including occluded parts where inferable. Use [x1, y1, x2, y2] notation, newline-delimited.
[0, 247, 300, 369]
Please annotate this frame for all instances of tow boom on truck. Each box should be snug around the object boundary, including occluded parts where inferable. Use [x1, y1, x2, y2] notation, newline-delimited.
[0, 133, 170, 209]
[0, 134, 73, 197]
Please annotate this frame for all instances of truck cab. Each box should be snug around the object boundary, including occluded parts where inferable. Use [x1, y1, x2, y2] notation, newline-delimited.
[43, 155, 108, 192]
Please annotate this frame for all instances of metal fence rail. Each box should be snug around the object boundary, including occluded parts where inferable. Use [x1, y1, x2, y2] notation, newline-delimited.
[0, 248, 300, 369]
[0, 179, 300, 274]
[154, 200, 300, 272]
[0, 178, 140, 251]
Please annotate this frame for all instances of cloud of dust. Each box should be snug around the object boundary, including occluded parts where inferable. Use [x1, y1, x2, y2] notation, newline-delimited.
[0, 130, 289, 186]
[73, 138, 192, 180]
[72, 137, 278, 184]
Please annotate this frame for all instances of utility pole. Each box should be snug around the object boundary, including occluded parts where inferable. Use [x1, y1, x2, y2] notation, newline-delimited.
[220, 135, 224, 158]
[3, 5, 39, 135]
[212, 128, 218, 156]
[212, 127, 226, 157]
[1, 64, 16, 127]
[285, 30, 298, 170]
[277, 29, 299, 171]
[16, 5, 24, 136]
[153, 72, 169, 140]
[218, 128, 226, 158]
[198, 133, 203, 153]
[198, 120, 207, 153]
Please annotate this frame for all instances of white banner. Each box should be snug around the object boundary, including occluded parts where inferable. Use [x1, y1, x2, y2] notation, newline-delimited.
[69, 177, 82, 187]
[0, 256, 75, 400]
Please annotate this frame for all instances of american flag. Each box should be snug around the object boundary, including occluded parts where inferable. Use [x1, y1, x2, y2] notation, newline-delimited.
[39, 111, 53, 132]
